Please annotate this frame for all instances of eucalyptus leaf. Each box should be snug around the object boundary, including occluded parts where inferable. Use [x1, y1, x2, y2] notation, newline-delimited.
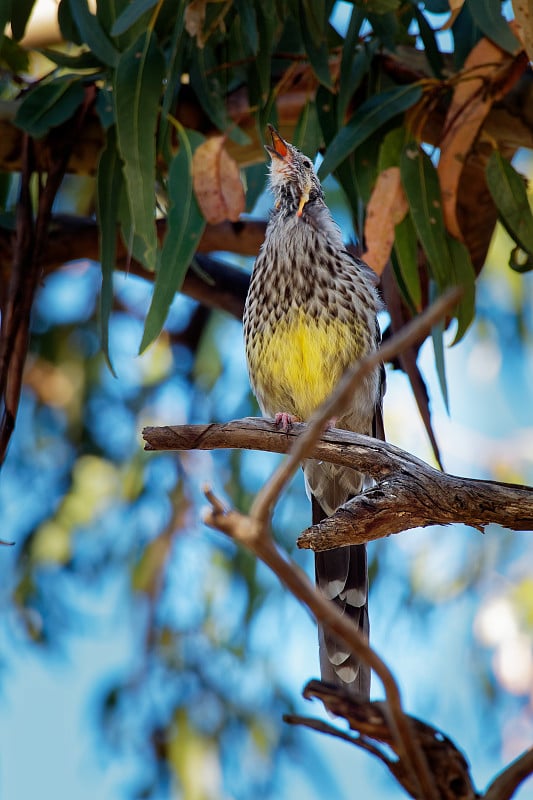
[96, 126, 122, 374]
[486, 151, 533, 256]
[140, 129, 207, 353]
[114, 32, 165, 271]
[467, 0, 520, 53]
[68, 0, 119, 66]
[111, 0, 158, 35]
[318, 83, 423, 179]
[14, 76, 85, 138]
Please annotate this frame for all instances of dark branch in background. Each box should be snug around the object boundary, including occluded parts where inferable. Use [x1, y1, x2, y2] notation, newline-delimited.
[286, 680, 478, 800]
[143, 418, 533, 541]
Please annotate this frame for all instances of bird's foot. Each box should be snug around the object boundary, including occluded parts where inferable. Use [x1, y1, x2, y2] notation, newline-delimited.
[274, 412, 301, 432]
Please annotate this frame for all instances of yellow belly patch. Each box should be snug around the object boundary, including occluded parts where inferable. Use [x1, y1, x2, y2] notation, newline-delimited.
[249, 309, 367, 419]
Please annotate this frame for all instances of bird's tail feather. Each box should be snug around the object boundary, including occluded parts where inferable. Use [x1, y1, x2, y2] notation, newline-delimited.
[312, 495, 370, 698]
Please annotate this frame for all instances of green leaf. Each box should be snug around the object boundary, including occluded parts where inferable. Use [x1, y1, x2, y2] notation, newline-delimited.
[338, 5, 365, 123]
[114, 31, 165, 271]
[14, 76, 85, 138]
[412, 4, 445, 79]
[0, 34, 30, 71]
[253, 1, 276, 99]
[9, 0, 35, 40]
[234, 0, 258, 54]
[364, 0, 400, 12]
[293, 101, 322, 157]
[68, 0, 119, 66]
[301, 0, 326, 47]
[110, 0, 158, 36]
[430, 283, 449, 413]
[318, 83, 423, 179]
[299, 0, 332, 88]
[486, 151, 533, 256]
[400, 142, 475, 341]
[244, 163, 267, 213]
[140, 129, 207, 353]
[378, 126, 407, 171]
[96, 126, 122, 374]
[40, 47, 103, 69]
[159, 0, 187, 157]
[467, 0, 520, 54]
[95, 84, 115, 129]
[189, 49, 250, 145]
[338, 39, 376, 126]
[392, 212, 421, 310]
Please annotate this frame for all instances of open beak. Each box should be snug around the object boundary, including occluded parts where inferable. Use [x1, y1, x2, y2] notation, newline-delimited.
[265, 124, 289, 161]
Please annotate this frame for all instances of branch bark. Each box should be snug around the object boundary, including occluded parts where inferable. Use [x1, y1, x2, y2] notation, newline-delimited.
[143, 418, 533, 543]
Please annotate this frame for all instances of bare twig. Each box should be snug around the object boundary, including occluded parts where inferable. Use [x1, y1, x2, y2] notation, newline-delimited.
[483, 747, 533, 800]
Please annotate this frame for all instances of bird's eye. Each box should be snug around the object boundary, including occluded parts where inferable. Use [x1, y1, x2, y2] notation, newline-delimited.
[302, 157, 313, 169]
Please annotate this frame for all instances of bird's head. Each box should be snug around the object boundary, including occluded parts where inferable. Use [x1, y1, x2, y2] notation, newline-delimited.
[265, 125, 323, 218]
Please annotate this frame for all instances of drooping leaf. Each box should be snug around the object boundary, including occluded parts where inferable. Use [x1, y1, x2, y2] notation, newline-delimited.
[437, 38, 520, 241]
[430, 283, 449, 413]
[9, 0, 35, 40]
[486, 151, 533, 258]
[14, 76, 85, 138]
[244, 163, 267, 213]
[412, 4, 445, 78]
[337, 5, 366, 123]
[254, 1, 276, 99]
[318, 83, 423, 179]
[114, 31, 165, 271]
[468, 0, 520, 53]
[298, 1, 332, 88]
[192, 136, 245, 224]
[234, 0, 258, 54]
[364, 167, 408, 275]
[293, 101, 322, 158]
[68, 0, 119, 66]
[189, 49, 250, 145]
[96, 126, 122, 373]
[0, 34, 30, 71]
[401, 142, 475, 341]
[140, 129, 207, 353]
[378, 126, 407, 171]
[40, 47, 103, 69]
[110, 0, 158, 35]
[392, 212, 421, 310]
[159, 0, 187, 158]
[95, 84, 115, 129]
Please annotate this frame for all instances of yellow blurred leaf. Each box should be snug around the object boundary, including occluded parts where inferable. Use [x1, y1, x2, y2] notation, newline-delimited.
[193, 136, 245, 224]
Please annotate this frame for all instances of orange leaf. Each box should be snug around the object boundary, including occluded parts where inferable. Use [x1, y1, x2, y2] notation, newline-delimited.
[363, 167, 408, 275]
[437, 38, 525, 240]
[192, 136, 245, 225]
[440, 0, 465, 31]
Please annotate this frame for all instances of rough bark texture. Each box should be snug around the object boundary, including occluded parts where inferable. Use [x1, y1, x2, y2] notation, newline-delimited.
[142, 418, 533, 546]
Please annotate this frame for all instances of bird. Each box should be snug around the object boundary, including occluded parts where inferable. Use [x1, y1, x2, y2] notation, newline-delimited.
[243, 125, 385, 698]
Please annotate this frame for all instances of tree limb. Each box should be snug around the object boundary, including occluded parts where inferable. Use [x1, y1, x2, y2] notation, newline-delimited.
[483, 747, 533, 800]
[143, 418, 533, 543]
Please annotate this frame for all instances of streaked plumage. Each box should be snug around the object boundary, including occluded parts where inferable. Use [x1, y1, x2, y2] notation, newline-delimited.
[243, 126, 385, 696]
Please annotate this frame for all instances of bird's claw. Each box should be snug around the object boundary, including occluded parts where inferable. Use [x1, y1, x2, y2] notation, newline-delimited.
[274, 412, 300, 432]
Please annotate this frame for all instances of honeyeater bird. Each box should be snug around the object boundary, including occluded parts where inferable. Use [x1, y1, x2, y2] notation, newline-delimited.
[243, 125, 385, 697]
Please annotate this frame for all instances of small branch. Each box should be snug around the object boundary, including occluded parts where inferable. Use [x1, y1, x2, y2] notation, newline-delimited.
[483, 747, 533, 800]
[203, 487, 439, 800]
[283, 713, 390, 764]
[248, 287, 462, 524]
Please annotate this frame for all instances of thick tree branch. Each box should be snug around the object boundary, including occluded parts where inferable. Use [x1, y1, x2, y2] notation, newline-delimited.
[143, 419, 533, 542]
[483, 747, 533, 800]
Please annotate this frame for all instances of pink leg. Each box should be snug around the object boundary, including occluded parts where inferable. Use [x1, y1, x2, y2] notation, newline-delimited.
[274, 412, 300, 432]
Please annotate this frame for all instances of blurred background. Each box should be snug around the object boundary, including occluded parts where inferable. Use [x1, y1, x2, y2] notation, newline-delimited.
[0, 169, 532, 799]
